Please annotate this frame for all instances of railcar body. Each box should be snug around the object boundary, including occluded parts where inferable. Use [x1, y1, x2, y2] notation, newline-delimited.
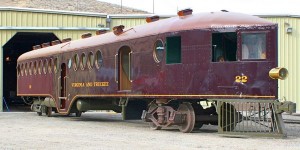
[17, 10, 291, 133]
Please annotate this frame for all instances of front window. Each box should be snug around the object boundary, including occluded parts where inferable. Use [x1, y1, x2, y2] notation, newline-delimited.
[212, 32, 237, 62]
[242, 33, 266, 60]
[166, 36, 181, 64]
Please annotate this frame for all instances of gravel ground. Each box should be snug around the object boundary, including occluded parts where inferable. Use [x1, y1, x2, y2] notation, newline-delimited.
[0, 112, 300, 150]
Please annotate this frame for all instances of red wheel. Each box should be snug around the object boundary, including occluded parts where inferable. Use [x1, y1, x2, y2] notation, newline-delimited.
[177, 103, 195, 133]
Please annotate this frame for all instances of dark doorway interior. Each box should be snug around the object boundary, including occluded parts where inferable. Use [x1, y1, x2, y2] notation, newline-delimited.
[2, 32, 59, 111]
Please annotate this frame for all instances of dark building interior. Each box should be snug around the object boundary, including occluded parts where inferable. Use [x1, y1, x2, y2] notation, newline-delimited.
[2, 32, 59, 111]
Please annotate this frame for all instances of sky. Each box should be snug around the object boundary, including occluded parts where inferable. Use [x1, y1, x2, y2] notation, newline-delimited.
[98, 0, 300, 15]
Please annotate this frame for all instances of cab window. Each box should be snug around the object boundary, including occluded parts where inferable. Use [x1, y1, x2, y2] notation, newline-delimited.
[241, 33, 266, 60]
[212, 32, 237, 62]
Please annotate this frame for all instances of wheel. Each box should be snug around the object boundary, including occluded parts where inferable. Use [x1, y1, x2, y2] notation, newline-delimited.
[220, 102, 237, 131]
[177, 103, 195, 133]
[148, 103, 161, 130]
[75, 111, 82, 117]
[46, 107, 52, 117]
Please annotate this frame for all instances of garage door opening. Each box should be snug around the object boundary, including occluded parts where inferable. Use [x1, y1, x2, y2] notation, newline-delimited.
[2, 32, 59, 111]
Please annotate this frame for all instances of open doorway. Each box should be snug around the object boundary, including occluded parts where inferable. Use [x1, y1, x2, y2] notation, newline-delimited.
[2, 32, 59, 111]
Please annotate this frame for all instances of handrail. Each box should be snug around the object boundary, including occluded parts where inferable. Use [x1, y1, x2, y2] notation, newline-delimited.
[115, 54, 118, 83]
[64, 76, 69, 99]
[57, 76, 61, 97]
[129, 51, 133, 82]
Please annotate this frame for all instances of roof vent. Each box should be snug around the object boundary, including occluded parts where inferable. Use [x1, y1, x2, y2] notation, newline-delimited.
[146, 15, 160, 23]
[81, 32, 92, 39]
[32, 45, 41, 50]
[113, 25, 125, 35]
[61, 38, 72, 43]
[96, 29, 107, 35]
[41, 42, 50, 48]
[221, 10, 229, 12]
[177, 8, 193, 17]
[51, 40, 61, 46]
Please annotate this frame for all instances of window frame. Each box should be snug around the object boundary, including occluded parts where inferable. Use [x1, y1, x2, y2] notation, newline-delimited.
[153, 39, 165, 63]
[240, 31, 268, 61]
[166, 36, 182, 64]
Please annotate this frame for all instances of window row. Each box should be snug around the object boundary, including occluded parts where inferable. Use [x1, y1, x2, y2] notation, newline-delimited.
[69, 50, 103, 71]
[17, 50, 104, 77]
[17, 58, 58, 77]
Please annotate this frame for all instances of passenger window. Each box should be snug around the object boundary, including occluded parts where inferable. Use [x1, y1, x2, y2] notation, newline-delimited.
[49, 59, 53, 74]
[73, 54, 79, 71]
[88, 51, 94, 69]
[153, 40, 164, 63]
[80, 53, 87, 70]
[242, 33, 266, 60]
[25, 63, 28, 76]
[29, 62, 32, 75]
[212, 32, 237, 62]
[68, 58, 72, 69]
[38, 60, 42, 75]
[17, 64, 21, 77]
[54, 57, 58, 73]
[166, 36, 181, 64]
[43, 60, 47, 74]
[95, 50, 103, 69]
[33, 61, 37, 75]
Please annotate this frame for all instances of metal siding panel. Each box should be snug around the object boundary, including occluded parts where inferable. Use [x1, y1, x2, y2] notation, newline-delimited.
[265, 17, 300, 112]
[32, 12, 38, 26]
[110, 18, 146, 30]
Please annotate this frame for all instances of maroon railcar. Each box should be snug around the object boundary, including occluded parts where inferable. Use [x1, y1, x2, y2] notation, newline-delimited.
[17, 10, 289, 133]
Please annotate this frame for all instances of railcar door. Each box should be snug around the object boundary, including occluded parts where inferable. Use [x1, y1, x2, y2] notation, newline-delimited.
[118, 46, 132, 91]
[58, 63, 67, 109]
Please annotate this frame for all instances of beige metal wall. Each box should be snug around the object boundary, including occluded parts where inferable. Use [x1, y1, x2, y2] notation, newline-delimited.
[263, 17, 300, 112]
[110, 17, 147, 29]
[0, 8, 108, 111]
[0, 8, 106, 28]
[109, 15, 171, 29]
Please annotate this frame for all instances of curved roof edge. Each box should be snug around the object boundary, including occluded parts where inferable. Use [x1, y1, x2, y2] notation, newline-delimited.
[0, 7, 107, 17]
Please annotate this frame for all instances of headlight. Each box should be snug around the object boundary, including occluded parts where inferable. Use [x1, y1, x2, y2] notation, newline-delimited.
[269, 67, 288, 80]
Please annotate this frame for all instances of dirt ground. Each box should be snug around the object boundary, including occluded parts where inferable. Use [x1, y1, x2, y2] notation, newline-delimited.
[0, 112, 300, 150]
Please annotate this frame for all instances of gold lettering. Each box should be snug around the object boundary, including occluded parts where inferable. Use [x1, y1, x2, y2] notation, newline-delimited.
[85, 82, 93, 87]
[94, 82, 109, 87]
[71, 82, 85, 88]
[71, 81, 109, 88]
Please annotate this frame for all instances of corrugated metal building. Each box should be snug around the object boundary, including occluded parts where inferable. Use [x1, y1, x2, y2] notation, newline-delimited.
[260, 15, 300, 112]
[0, 7, 108, 111]
[1, 7, 299, 112]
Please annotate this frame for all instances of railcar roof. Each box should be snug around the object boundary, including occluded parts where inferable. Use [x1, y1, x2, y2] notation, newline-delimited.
[18, 11, 275, 62]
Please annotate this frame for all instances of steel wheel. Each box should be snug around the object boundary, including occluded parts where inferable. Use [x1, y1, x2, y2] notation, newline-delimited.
[148, 103, 161, 130]
[177, 103, 195, 133]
